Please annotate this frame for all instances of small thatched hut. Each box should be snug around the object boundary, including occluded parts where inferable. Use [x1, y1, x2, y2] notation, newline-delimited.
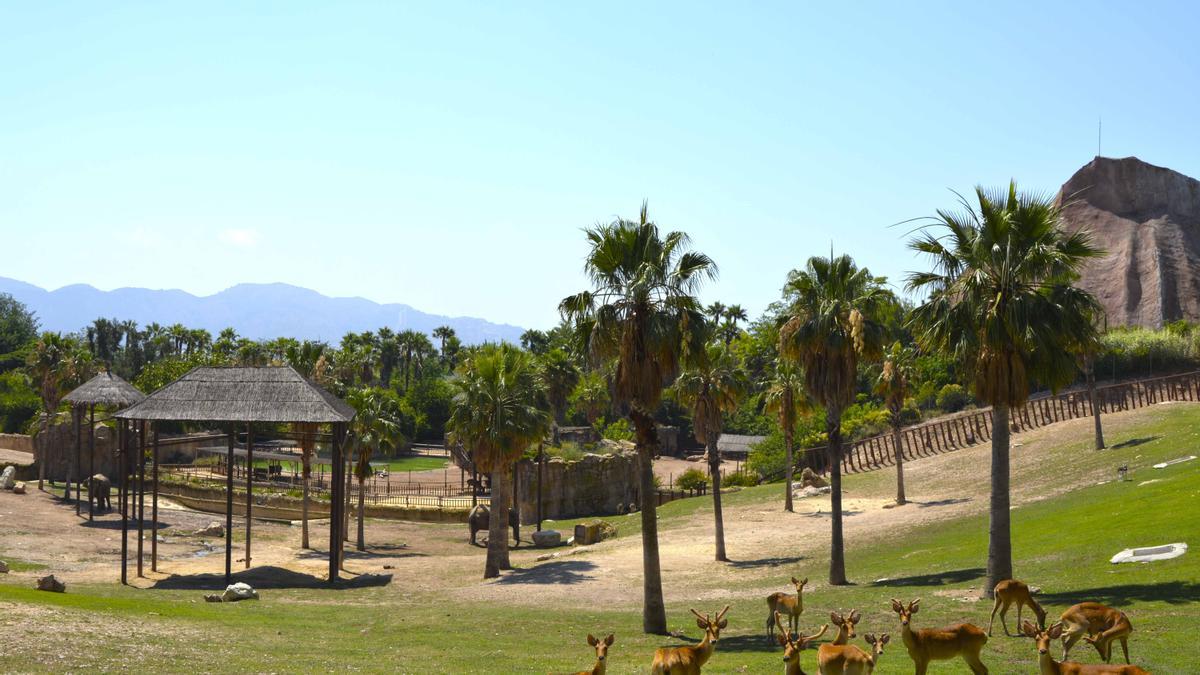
[62, 371, 145, 520]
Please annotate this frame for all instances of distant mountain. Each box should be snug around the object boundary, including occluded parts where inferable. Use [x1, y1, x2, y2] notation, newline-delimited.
[0, 278, 525, 344]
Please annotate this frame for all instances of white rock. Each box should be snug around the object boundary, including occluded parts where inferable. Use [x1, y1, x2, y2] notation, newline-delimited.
[532, 530, 562, 548]
[0, 466, 15, 490]
[221, 582, 259, 601]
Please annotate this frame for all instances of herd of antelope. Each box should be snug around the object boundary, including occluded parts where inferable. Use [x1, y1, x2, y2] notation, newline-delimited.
[562, 577, 1151, 674]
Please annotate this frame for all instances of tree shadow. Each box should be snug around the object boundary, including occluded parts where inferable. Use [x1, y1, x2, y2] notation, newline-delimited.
[79, 517, 173, 531]
[913, 498, 971, 508]
[494, 560, 596, 586]
[727, 555, 805, 569]
[150, 565, 392, 590]
[711, 633, 782, 653]
[1109, 436, 1162, 449]
[1038, 581, 1200, 607]
[295, 547, 428, 561]
[872, 567, 985, 587]
[802, 509, 863, 519]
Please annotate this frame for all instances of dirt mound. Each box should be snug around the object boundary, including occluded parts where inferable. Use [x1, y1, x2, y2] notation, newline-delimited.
[1058, 156, 1200, 328]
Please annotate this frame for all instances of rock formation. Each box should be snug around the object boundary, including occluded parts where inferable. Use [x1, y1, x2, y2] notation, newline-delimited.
[1058, 156, 1200, 328]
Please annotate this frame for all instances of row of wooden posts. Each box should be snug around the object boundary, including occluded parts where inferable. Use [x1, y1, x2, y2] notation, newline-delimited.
[791, 370, 1200, 476]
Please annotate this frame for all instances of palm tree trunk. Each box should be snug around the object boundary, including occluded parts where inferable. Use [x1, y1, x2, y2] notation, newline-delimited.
[631, 409, 667, 634]
[708, 442, 727, 562]
[986, 403, 1013, 598]
[783, 421, 794, 512]
[484, 467, 513, 578]
[356, 476, 367, 551]
[1086, 358, 1105, 450]
[827, 409, 848, 585]
[893, 422, 906, 505]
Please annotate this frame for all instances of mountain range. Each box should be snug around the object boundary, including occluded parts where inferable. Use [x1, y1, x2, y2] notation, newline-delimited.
[0, 277, 525, 345]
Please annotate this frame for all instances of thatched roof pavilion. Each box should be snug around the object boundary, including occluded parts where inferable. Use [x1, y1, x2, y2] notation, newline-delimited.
[61, 371, 146, 520]
[115, 366, 354, 585]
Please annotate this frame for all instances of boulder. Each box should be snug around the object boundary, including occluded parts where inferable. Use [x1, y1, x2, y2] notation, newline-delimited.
[0, 560, 9, 573]
[794, 485, 832, 499]
[12, 481, 25, 495]
[531, 530, 562, 548]
[573, 520, 617, 545]
[0, 465, 15, 490]
[799, 467, 828, 488]
[194, 522, 225, 538]
[205, 582, 259, 602]
[36, 575, 65, 593]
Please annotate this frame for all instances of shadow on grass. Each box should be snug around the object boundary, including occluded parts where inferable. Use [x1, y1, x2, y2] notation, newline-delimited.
[1109, 436, 1162, 449]
[913, 498, 971, 508]
[150, 565, 393, 590]
[727, 555, 805, 569]
[79, 517, 174, 531]
[495, 560, 596, 585]
[1039, 581, 1200, 607]
[802, 510, 863, 519]
[709, 633, 783, 653]
[872, 567, 985, 587]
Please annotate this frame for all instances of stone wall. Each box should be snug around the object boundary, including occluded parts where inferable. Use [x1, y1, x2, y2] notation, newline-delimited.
[513, 450, 641, 524]
[0, 433, 33, 453]
[34, 419, 119, 481]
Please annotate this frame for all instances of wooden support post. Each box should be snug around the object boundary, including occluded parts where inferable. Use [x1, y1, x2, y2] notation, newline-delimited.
[88, 405, 96, 521]
[120, 422, 128, 585]
[536, 443, 544, 532]
[246, 423, 253, 570]
[329, 423, 342, 583]
[73, 405, 81, 515]
[137, 421, 145, 578]
[152, 426, 159, 573]
[225, 428, 234, 586]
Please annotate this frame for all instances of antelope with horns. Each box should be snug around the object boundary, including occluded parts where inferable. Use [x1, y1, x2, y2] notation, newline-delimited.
[775, 614, 827, 675]
[989, 579, 1047, 636]
[829, 609, 861, 645]
[891, 598, 989, 674]
[571, 634, 613, 675]
[650, 606, 729, 675]
[766, 576, 809, 644]
[817, 632, 890, 675]
[1059, 602, 1134, 664]
[1022, 620, 1149, 675]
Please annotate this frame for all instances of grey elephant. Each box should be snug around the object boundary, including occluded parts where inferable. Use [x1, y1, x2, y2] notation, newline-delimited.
[467, 504, 519, 546]
[88, 474, 111, 511]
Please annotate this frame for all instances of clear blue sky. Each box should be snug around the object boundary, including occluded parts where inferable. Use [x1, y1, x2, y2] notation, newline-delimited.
[3, 2, 1198, 330]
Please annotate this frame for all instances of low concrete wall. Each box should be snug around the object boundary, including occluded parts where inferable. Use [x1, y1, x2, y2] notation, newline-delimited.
[0, 433, 33, 453]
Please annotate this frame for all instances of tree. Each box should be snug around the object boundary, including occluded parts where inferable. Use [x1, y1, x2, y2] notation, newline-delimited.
[377, 328, 400, 388]
[0, 293, 38, 370]
[345, 388, 405, 550]
[674, 344, 746, 561]
[397, 330, 433, 390]
[779, 254, 892, 585]
[520, 329, 550, 355]
[447, 344, 549, 578]
[538, 348, 580, 429]
[560, 203, 715, 633]
[27, 333, 91, 489]
[432, 325, 456, 365]
[906, 183, 1101, 596]
[719, 304, 749, 345]
[569, 370, 610, 429]
[874, 342, 915, 505]
[763, 360, 806, 512]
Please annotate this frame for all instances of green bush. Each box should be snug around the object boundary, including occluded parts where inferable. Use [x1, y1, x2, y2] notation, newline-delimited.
[936, 383, 969, 412]
[0, 370, 39, 433]
[722, 469, 760, 487]
[601, 418, 635, 442]
[675, 467, 709, 491]
[1098, 327, 1198, 380]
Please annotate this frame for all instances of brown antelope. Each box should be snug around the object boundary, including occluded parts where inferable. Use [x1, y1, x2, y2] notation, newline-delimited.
[829, 609, 861, 644]
[1022, 620, 1149, 674]
[891, 598, 989, 674]
[817, 633, 890, 675]
[766, 576, 809, 643]
[775, 614, 827, 675]
[650, 606, 729, 674]
[989, 579, 1047, 636]
[1059, 602, 1133, 663]
[570, 634, 613, 675]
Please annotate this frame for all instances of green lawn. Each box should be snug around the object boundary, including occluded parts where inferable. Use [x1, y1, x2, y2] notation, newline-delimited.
[1, 407, 1197, 672]
[252, 455, 450, 473]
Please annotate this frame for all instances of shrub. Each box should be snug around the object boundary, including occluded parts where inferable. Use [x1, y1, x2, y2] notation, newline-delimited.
[601, 418, 635, 442]
[936, 384, 969, 412]
[675, 467, 709, 491]
[1098, 327, 1197, 380]
[722, 469, 760, 487]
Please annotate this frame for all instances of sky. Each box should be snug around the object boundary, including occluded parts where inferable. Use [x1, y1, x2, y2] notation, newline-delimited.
[3, 2, 1199, 330]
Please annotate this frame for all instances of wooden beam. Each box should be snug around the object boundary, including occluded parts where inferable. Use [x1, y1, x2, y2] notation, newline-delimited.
[246, 423, 253, 570]
[73, 405, 81, 516]
[225, 428, 234, 586]
[119, 422, 128, 585]
[137, 421, 145, 578]
[329, 423, 342, 583]
[152, 426, 159, 573]
[88, 405, 96, 522]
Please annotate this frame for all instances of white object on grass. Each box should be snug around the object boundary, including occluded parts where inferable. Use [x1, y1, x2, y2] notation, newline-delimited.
[1110, 543, 1187, 564]
[1153, 455, 1196, 469]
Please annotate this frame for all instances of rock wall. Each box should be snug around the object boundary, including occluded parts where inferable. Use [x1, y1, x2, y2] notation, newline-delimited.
[513, 450, 641, 524]
[0, 433, 33, 453]
[34, 418, 119, 481]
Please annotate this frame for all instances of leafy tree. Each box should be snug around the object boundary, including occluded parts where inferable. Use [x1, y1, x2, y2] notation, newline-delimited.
[906, 183, 1102, 596]
[377, 328, 400, 388]
[0, 294, 38, 371]
[538, 348, 579, 429]
[763, 360, 806, 511]
[520, 328, 550, 355]
[560, 203, 715, 633]
[0, 370, 39, 433]
[874, 342, 915, 505]
[27, 332, 92, 487]
[779, 254, 893, 585]
[569, 370, 610, 429]
[674, 344, 746, 561]
[447, 344, 549, 578]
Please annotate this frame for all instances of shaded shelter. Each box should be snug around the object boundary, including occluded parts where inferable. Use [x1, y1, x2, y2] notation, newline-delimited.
[115, 366, 354, 585]
[62, 371, 145, 521]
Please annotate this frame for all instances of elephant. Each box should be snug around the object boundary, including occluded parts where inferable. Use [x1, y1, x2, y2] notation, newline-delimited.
[88, 474, 111, 511]
[468, 504, 519, 547]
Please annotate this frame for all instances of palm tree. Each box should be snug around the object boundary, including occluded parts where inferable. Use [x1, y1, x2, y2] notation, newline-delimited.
[764, 360, 806, 512]
[705, 301, 727, 325]
[719, 304, 749, 345]
[560, 203, 715, 633]
[433, 325, 455, 356]
[674, 344, 746, 561]
[570, 371, 610, 429]
[520, 329, 550, 355]
[874, 342, 915, 505]
[906, 183, 1102, 596]
[377, 328, 400, 388]
[779, 254, 892, 585]
[539, 348, 580, 431]
[345, 388, 405, 550]
[447, 344, 550, 579]
[397, 330, 432, 390]
[27, 333, 90, 489]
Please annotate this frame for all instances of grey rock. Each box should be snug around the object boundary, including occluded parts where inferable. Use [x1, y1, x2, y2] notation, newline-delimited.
[36, 574, 65, 593]
[194, 522, 225, 537]
[0, 560, 9, 573]
[532, 530, 562, 548]
[0, 465, 14, 490]
[222, 582, 259, 602]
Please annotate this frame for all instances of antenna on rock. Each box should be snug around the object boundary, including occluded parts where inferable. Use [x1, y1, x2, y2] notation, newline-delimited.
[1097, 116, 1102, 158]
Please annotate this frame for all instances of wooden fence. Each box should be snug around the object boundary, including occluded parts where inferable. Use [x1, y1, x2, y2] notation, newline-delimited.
[775, 370, 1200, 479]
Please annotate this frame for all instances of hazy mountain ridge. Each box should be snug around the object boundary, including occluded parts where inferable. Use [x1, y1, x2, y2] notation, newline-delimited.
[0, 278, 525, 344]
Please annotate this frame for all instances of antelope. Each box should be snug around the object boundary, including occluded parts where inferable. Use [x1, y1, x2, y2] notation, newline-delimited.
[989, 578, 1048, 636]
[570, 634, 613, 675]
[766, 576, 809, 643]
[1059, 602, 1134, 663]
[650, 606, 729, 674]
[817, 633, 889, 675]
[891, 598, 989, 674]
[775, 614, 827, 675]
[829, 610, 861, 644]
[1022, 620, 1149, 675]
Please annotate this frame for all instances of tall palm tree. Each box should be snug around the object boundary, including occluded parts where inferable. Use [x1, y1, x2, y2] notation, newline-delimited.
[874, 342, 915, 505]
[719, 304, 749, 345]
[674, 344, 746, 561]
[763, 360, 806, 512]
[560, 203, 715, 633]
[433, 325, 455, 357]
[397, 330, 432, 390]
[779, 254, 892, 585]
[345, 388, 405, 550]
[539, 348, 580, 430]
[906, 183, 1102, 596]
[377, 328, 400, 388]
[705, 301, 727, 325]
[447, 344, 550, 579]
[27, 333, 90, 489]
[569, 370, 610, 429]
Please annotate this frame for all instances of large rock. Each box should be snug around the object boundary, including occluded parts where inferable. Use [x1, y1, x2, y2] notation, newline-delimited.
[573, 520, 617, 546]
[531, 529, 562, 548]
[0, 560, 9, 573]
[36, 575, 65, 593]
[194, 522, 225, 538]
[0, 465, 14, 490]
[1058, 157, 1200, 327]
[205, 582, 259, 602]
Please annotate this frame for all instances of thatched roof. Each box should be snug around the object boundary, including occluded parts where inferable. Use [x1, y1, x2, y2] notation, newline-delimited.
[717, 434, 766, 454]
[63, 372, 146, 407]
[115, 366, 355, 423]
